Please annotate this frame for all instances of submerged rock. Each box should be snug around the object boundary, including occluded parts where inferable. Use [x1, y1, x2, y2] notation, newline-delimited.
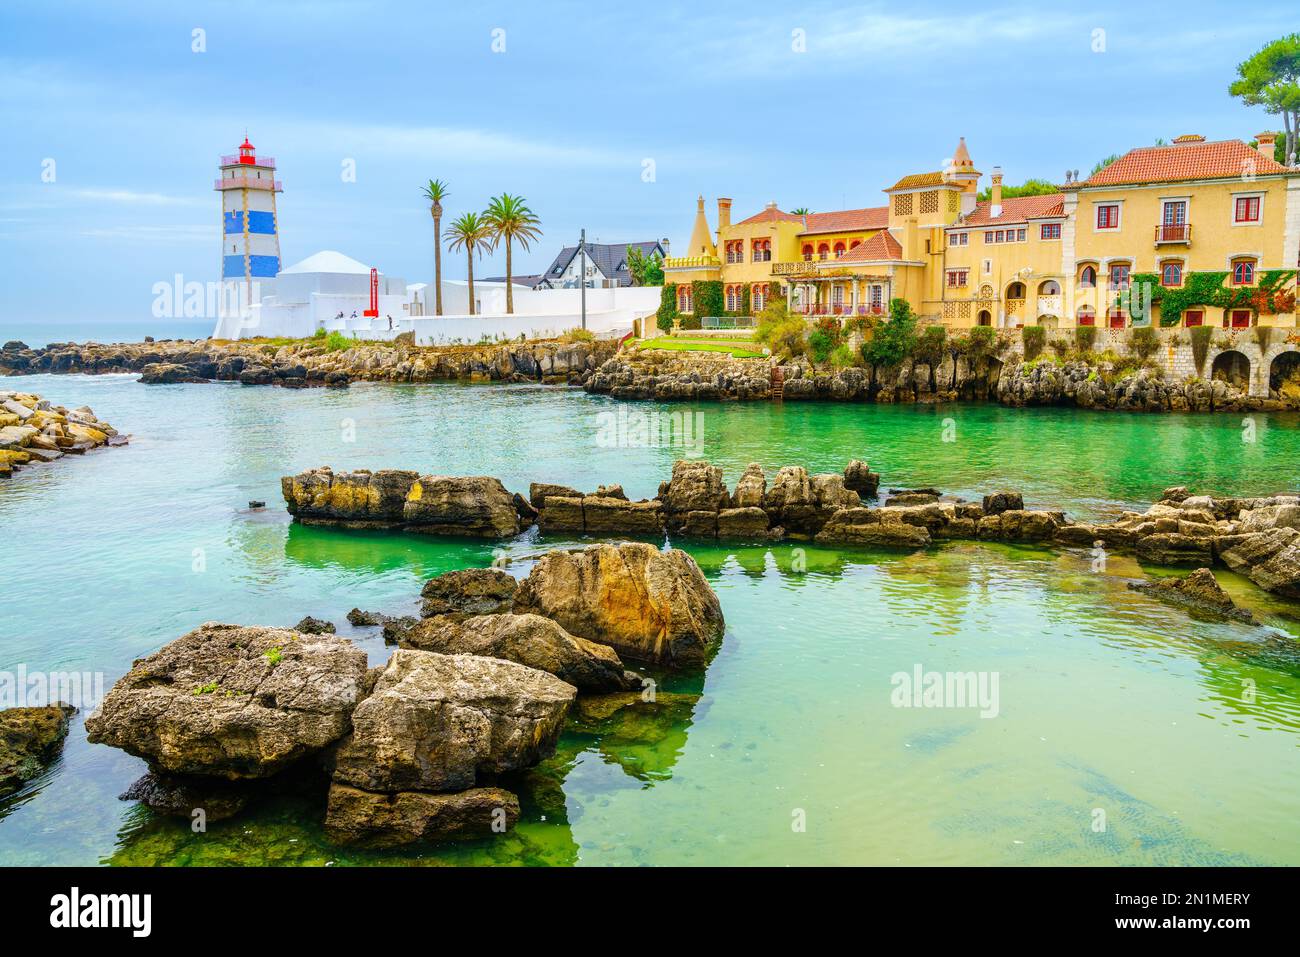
[119, 772, 249, 821]
[512, 542, 725, 667]
[85, 622, 368, 779]
[0, 704, 76, 795]
[1219, 528, 1300, 598]
[293, 616, 335, 635]
[1129, 568, 1256, 624]
[324, 783, 519, 847]
[330, 650, 575, 793]
[401, 613, 635, 693]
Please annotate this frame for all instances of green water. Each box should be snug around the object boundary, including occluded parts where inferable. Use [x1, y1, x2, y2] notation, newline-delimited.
[1, 375, 1298, 866]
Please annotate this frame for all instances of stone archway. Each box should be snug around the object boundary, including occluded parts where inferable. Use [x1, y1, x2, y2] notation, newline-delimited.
[977, 309, 992, 326]
[1269, 350, 1300, 397]
[1211, 350, 1251, 389]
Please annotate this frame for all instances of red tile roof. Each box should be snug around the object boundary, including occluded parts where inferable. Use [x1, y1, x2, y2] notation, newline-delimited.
[837, 230, 904, 263]
[799, 206, 889, 235]
[960, 193, 1065, 226]
[733, 205, 802, 227]
[1081, 139, 1292, 187]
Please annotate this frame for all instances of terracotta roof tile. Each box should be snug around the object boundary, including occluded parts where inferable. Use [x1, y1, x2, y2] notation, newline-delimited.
[1082, 139, 1292, 187]
[890, 171, 947, 190]
[733, 205, 802, 227]
[799, 206, 889, 235]
[960, 194, 1065, 227]
[837, 230, 904, 263]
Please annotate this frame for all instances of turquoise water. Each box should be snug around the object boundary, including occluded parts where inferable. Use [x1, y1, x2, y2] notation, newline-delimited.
[1, 374, 1298, 865]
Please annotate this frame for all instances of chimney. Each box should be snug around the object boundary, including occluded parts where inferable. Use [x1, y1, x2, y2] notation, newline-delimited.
[717, 197, 732, 232]
[1256, 131, 1277, 159]
[990, 166, 1003, 218]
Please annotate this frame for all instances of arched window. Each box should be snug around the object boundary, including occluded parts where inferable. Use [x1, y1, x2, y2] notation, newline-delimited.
[1077, 306, 1096, 327]
[1006, 282, 1026, 300]
[1108, 262, 1131, 291]
[1232, 258, 1256, 286]
[1160, 261, 1183, 287]
[802, 244, 814, 262]
[1079, 265, 1097, 288]
[1038, 280, 1061, 296]
[753, 284, 767, 312]
[725, 285, 736, 312]
[833, 242, 846, 258]
[818, 243, 830, 260]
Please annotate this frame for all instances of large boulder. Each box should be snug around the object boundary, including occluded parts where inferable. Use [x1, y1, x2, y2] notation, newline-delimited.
[402, 613, 635, 692]
[324, 783, 519, 847]
[982, 491, 1025, 516]
[119, 772, 249, 821]
[330, 650, 574, 793]
[85, 623, 369, 779]
[512, 542, 724, 667]
[0, 704, 76, 795]
[814, 508, 931, 548]
[1134, 532, 1214, 566]
[1219, 528, 1300, 598]
[763, 466, 818, 534]
[138, 362, 204, 384]
[419, 568, 517, 618]
[581, 496, 664, 536]
[1128, 568, 1256, 623]
[659, 460, 728, 527]
[730, 463, 767, 508]
[1237, 503, 1300, 534]
[281, 467, 417, 525]
[842, 460, 880, 498]
[403, 475, 520, 538]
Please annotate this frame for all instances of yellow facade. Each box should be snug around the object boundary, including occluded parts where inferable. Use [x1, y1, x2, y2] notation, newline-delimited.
[666, 135, 1300, 330]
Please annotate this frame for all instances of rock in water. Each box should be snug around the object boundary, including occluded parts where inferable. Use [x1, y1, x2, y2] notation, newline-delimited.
[293, 615, 336, 634]
[85, 623, 368, 779]
[119, 772, 249, 821]
[419, 568, 518, 618]
[403, 475, 521, 538]
[842, 460, 880, 498]
[1128, 568, 1256, 624]
[0, 704, 76, 795]
[330, 650, 575, 793]
[324, 784, 519, 847]
[402, 613, 634, 692]
[512, 542, 724, 667]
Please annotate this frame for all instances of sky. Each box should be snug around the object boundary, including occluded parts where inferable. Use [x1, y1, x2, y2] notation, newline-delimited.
[0, 0, 1295, 325]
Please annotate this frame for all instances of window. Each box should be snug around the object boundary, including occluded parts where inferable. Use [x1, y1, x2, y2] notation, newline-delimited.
[725, 285, 737, 311]
[1079, 265, 1097, 288]
[946, 269, 969, 288]
[1041, 223, 1061, 240]
[1108, 263, 1130, 290]
[831, 285, 844, 307]
[1232, 259, 1255, 285]
[753, 284, 767, 311]
[1183, 309, 1203, 327]
[870, 286, 883, 311]
[949, 233, 960, 247]
[1107, 308, 1127, 328]
[985, 232, 994, 243]
[1077, 306, 1096, 326]
[1096, 204, 1119, 229]
[1229, 309, 1252, 328]
[802, 244, 813, 262]
[1234, 196, 1261, 223]
[677, 286, 692, 312]
[833, 242, 846, 259]
[1006, 282, 1026, 300]
[817, 243, 830, 261]
[1160, 262, 1183, 287]
[1162, 200, 1187, 225]
[751, 239, 772, 262]
[724, 240, 744, 265]
[995, 230, 1005, 243]
[1017, 228, 1026, 242]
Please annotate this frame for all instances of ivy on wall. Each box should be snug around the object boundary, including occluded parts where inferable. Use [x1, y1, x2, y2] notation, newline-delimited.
[656, 283, 679, 332]
[1125, 269, 1297, 326]
[691, 280, 724, 320]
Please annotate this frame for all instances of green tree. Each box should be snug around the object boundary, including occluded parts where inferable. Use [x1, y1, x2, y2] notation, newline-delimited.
[419, 179, 449, 315]
[977, 178, 1060, 202]
[483, 194, 542, 314]
[1230, 34, 1300, 165]
[445, 212, 493, 316]
[1091, 153, 1121, 177]
[790, 207, 810, 215]
[861, 299, 917, 367]
[626, 245, 665, 286]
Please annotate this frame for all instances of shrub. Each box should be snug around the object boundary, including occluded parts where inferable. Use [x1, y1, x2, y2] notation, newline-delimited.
[967, 325, 997, 362]
[861, 298, 918, 367]
[324, 330, 351, 352]
[1075, 326, 1098, 352]
[912, 325, 947, 366]
[829, 344, 858, 369]
[656, 284, 679, 333]
[808, 328, 836, 364]
[1190, 326, 1214, 374]
[1021, 325, 1046, 361]
[1049, 336, 1072, 357]
[767, 318, 808, 359]
[312, 327, 327, 339]
[560, 327, 595, 343]
[1128, 326, 1160, 360]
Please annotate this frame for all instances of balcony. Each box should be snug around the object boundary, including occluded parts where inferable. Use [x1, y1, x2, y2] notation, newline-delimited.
[220, 154, 276, 169]
[1154, 223, 1191, 244]
[796, 303, 885, 317]
[214, 176, 283, 192]
[1037, 295, 1063, 316]
[663, 255, 720, 270]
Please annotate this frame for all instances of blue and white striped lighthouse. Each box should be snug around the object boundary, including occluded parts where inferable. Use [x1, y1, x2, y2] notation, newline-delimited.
[215, 137, 282, 283]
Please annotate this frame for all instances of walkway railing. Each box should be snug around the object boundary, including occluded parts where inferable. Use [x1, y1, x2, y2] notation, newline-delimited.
[699, 316, 756, 329]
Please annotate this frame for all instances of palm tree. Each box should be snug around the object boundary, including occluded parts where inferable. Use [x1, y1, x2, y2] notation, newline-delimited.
[445, 212, 493, 315]
[483, 193, 542, 314]
[419, 179, 449, 315]
[790, 207, 811, 216]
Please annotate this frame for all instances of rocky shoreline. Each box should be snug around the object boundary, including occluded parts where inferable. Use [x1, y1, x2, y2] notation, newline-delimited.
[0, 337, 616, 389]
[82, 541, 724, 847]
[584, 349, 1297, 412]
[281, 460, 1300, 601]
[0, 389, 127, 477]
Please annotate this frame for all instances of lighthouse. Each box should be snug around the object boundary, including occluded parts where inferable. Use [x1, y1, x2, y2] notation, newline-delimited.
[215, 137, 282, 286]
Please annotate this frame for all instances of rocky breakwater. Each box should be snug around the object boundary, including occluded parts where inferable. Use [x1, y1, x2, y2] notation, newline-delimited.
[997, 359, 1295, 412]
[1, 336, 615, 390]
[86, 542, 726, 846]
[585, 349, 1002, 403]
[0, 389, 126, 477]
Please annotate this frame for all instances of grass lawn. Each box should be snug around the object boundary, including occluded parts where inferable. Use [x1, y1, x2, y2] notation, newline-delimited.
[637, 337, 766, 359]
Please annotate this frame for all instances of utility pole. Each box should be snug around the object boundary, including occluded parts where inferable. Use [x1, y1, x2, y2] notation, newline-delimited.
[579, 228, 587, 331]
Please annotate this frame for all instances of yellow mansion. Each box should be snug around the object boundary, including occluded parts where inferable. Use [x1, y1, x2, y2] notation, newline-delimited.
[665, 135, 1300, 330]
